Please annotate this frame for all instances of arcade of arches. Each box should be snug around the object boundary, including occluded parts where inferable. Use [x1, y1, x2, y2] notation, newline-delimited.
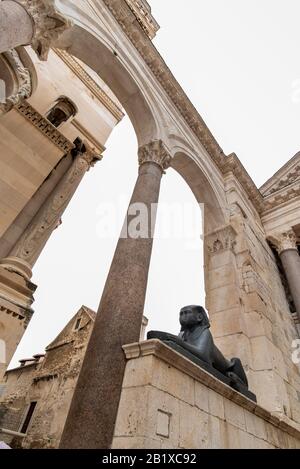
[0, 0, 300, 449]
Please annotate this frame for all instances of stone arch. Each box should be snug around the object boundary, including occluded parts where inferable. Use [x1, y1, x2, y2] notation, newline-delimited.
[55, 24, 160, 146]
[165, 141, 230, 315]
[170, 150, 227, 234]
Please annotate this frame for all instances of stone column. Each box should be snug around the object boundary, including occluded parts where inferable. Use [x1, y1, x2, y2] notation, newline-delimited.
[0, 0, 72, 60]
[0, 1, 33, 54]
[277, 230, 300, 320]
[0, 147, 101, 280]
[60, 140, 171, 449]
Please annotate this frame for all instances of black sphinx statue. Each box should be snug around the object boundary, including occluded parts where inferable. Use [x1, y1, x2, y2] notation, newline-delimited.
[147, 305, 256, 402]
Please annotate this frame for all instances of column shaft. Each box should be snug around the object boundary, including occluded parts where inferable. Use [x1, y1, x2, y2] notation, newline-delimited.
[280, 249, 300, 319]
[0, 1, 33, 54]
[1, 149, 98, 279]
[60, 149, 168, 448]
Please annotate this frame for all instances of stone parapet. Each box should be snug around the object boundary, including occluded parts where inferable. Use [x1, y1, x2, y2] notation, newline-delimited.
[111, 340, 300, 449]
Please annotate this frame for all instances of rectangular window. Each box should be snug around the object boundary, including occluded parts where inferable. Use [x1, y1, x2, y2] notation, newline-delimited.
[20, 401, 37, 434]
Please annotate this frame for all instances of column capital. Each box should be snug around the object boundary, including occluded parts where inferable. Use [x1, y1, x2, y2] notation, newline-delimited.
[17, 0, 73, 60]
[271, 230, 298, 255]
[80, 145, 103, 170]
[0, 49, 32, 115]
[138, 140, 171, 172]
[204, 224, 237, 254]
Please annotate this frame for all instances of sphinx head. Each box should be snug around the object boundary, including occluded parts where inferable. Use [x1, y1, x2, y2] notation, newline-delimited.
[179, 305, 210, 330]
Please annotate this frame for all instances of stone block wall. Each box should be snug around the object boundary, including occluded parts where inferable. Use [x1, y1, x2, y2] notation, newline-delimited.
[112, 340, 300, 449]
[204, 173, 300, 422]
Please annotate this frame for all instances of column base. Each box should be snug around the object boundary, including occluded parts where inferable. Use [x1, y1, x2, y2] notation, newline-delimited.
[0, 257, 32, 280]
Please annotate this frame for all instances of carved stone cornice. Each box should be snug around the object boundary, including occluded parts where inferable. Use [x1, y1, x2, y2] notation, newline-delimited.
[264, 164, 300, 196]
[271, 230, 298, 254]
[260, 152, 300, 212]
[17, 0, 73, 60]
[15, 100, 74, 153]
[263, 182, 300, 212]
[260, 152, 300, 196]
[53, 49, 124, 122]
[124, 0, 160, 39]
[222, 153, 264, 213]
[0, 49, 32, 115]
[204, 225, 237, 254]
[138, 140, 171, 171]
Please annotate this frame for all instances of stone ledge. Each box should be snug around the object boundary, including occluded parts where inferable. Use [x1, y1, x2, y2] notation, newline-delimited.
[123, 339, 300, 440]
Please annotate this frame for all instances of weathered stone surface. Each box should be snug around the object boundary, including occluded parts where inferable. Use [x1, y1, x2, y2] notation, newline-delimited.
[0, 306, 96, 448]
[112, 342, 300, 448]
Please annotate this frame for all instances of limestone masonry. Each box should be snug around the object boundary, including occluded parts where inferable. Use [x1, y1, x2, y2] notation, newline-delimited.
[0, 0, 299, 449]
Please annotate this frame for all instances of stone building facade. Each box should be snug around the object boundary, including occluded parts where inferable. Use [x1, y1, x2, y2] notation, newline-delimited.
[0, 306, 96, 448]
[0, 33, 124, 380]
[0, 0, 299, 449]
[0, 308, 148, 449]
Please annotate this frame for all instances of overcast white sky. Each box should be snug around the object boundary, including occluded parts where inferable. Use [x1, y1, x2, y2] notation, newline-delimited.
[10, 0, 300, 367]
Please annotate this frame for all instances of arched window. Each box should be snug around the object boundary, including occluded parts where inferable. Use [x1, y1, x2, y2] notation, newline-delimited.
[46, 97, 77, 128]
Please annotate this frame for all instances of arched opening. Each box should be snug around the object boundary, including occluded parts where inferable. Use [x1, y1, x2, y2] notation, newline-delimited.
[46, 96, 77, 128]
[144, 166, 205, 336]
[56, 25, 158, 146]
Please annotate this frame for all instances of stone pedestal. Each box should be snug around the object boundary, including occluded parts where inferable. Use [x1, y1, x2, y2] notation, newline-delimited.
[60, 140, 171, 449]
[111, 340, 300, 449]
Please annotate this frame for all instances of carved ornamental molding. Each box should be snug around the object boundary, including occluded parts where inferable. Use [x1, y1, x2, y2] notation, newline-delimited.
[18, 0, 73, 60]
[271, 230, 298, 254]
[0, 49, 32, 115]
[204, 225, 237, 254]
[53, 49, 124, 122]
[222, 153, 264, 213]
[138, 140, 171, 172]
[261, 153, 300, 212]
[263, 183, 300, 212]
[15, 100, 74, 153]
[124, 0, 160, 39]
[264, 164, 300, 196]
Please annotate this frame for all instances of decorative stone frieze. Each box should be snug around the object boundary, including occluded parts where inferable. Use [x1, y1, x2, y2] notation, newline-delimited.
[124, 0, 160, 39]
[265, 165, 300, 196]
[222, 153, 264, 213]
[205, 225, 237, 254]
[18, 0, 73, 60]
[0, 48, 32, 115]
[15, 100, 74, 153]
[263, 184, 300, 212]
[53, 49, 124, 122]
[138, 140, 171, 172]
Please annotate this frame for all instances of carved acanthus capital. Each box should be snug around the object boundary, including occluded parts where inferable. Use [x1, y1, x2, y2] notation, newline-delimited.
[0, 49, 32, 115]
[18, 0, 73, 60]
[271, 230, 298, 254]
[138, 140, 171, 172]
[205, 225, 237, 254]
[80, 145, 103, 170]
